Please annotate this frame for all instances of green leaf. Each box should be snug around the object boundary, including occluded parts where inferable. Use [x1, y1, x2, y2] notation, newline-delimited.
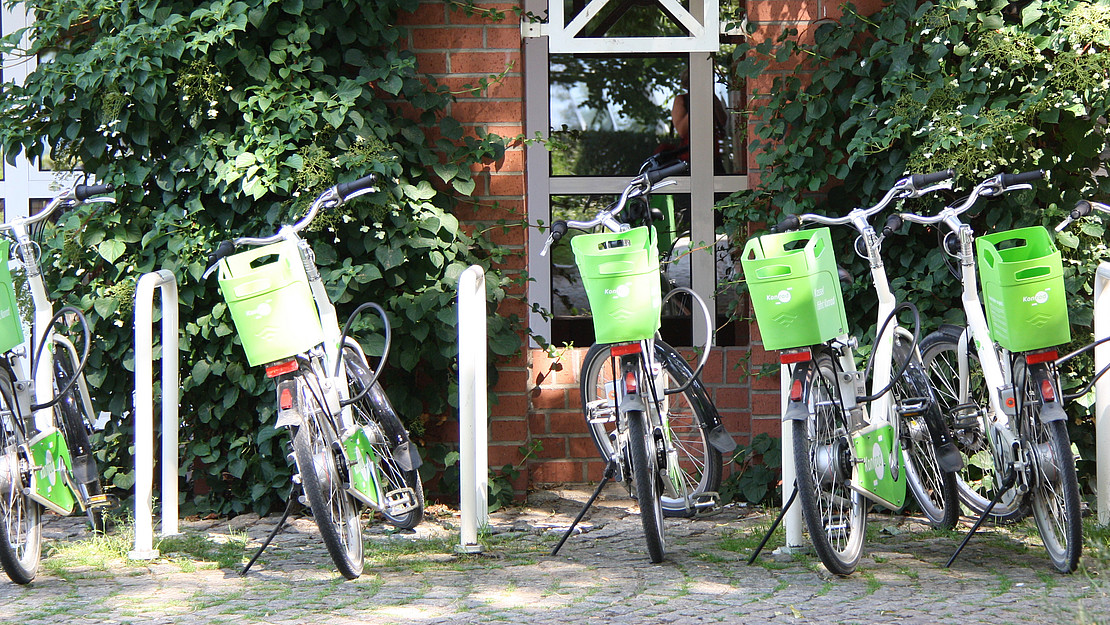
[97, 239, 126, 263]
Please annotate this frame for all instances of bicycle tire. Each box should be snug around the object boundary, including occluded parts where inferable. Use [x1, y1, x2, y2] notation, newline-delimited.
[1018, 369, 1081, 573]
[0, 368, 42, 585]
[891, 339, 959, 529]
[291, 372, 364, 580]
[919, 328, 1029, 522]
[344, 348, 424, 530]
[627, 410, 665, 563]
[580, 341, 722, 517]
[792, 350, 865, 576]
[53, 353, 105, 533]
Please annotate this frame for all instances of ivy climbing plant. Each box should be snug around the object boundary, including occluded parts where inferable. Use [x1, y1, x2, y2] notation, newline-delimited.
[724, 0, 1110, 496]
[0, 0, 520, 515]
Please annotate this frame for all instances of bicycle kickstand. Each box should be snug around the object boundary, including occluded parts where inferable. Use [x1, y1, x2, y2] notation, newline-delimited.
[746, 480, 799, 565]
[551, 458, 619, 556]
[241, 484, 300, 576]
[945, 468, 1018, 568]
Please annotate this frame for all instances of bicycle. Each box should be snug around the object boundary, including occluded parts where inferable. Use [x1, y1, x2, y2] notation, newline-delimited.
[903, 171, 1082, 573]
[0, 183, 115, 585]
[743, 171, 963, 575]
[208, 174, 424, 580]
[542, 159, 735, 562]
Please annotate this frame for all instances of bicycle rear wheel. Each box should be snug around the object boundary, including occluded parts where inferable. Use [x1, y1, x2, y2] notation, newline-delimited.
[892, 339, 959, 529]
[581, 341, 722, 517]
[919, 328, 1028, 522]
[0, 368, 42, 585]
[792, 350, 865, 576]
[344, 347, 424, 529]
[1018, 368, 1081, 573]
[627, 410, 665, 563]
[291, 371, 364, 579]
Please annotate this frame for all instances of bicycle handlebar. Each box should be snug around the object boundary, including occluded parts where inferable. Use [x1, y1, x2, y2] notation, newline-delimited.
[540, 160, 687, 256]
[0, 182, 115, 233]
[769, 169, 954, 233]
[897, 170, 1044, 229]
[1056, 198, 1110, 232]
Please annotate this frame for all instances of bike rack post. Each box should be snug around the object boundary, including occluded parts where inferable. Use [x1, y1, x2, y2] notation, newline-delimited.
[129, 270, 180, 560]
[778, 365, 806, 554]
[457, 265, 488, 553]
[1095, 263, 1110, 524]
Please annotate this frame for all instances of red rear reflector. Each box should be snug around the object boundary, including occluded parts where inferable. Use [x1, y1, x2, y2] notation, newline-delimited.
[780, 350, 812, 364]
[610, 343, 642, 357]
[279, 387, 294, 410]
[789, 379, 804, 401]
[624, 371, 638, 394]
[1025, 350, 1058, 365]
[1040, 379, 1056, 402]
[266, 359, 298, 378]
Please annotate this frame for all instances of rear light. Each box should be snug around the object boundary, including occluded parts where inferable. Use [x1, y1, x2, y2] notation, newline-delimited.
[610, 343, 642, 357]
[624, 371, 638, 394]
[266, 359, 298, 378]
[1025, 350, 1058, 365]
[279, 387, 294, 410]
[780, 350, 812, 364]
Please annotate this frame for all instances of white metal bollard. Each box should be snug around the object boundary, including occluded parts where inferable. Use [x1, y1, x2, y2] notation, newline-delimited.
[457, 265, 488, 553]
[778, 364, 805, 554]
[1095, 263, 1110, 524]
[129, 270, 180, 560]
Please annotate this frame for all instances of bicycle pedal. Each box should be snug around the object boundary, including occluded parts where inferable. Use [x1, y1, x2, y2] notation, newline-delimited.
[949, 403, 981, 429]
[86, 494, 111, 509]
[586, 400, 615, 424]
[896, 397, 929, 418]
[384, 487, 418, 515]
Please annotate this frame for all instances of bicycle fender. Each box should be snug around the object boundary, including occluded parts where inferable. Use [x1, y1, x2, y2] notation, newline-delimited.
[619, 395, 647, 415]
[783, 359, 815, 421]
[391, 441, 423, 472]
[1028, 363, 1068, 423]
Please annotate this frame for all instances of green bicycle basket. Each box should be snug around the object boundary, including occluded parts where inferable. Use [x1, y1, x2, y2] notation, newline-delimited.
[571, 226, 662, 344]
[976, 226, 1070, 352]
[741, 227, 847, 351]
[217, 240, 325, 367]
[0, 240, 25, 354]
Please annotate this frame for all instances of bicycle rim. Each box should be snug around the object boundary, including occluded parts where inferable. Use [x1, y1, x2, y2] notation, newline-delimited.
[581, 341, 721, 517]
[292, 374, 364, 579]
[919, 330, 1028, 522]
[0, 369, 41, 584]
[792, 352, 865, 576]
[628, 411, 665, 563]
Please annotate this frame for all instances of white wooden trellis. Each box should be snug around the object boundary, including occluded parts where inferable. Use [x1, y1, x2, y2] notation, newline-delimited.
[524, 0, 720, 53]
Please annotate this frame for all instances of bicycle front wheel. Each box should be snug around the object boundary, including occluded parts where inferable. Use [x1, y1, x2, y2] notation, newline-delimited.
[627, 410, 665, 563]
[0, 368, 42, 585]
[581, 341, 722, 517]
[919, 328, 1028, 522]
[344, 348, 424, 530]
[1018, 368, 1081, 573]
[291, 373, 364, 579]
[892, 339, 959, 529]
[792, 351, 865, 576]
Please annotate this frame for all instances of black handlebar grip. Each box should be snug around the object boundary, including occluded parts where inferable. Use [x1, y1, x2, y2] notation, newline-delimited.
[74, 184, 114, 201]
[770, 214, 801, 234]
[335, 173, 379, 201]
[207, 240, 237, 268]
[549, 221, 568, 242]
[882, 214, 904, 237]
[645, 160, 689, 185]
[910, 169, 954, 189]
[1072, 200, 1092, 219]
[1000, 170, 1044, 187]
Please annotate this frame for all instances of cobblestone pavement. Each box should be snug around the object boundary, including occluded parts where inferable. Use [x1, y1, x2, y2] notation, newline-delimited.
[1, 485, 1107, 624]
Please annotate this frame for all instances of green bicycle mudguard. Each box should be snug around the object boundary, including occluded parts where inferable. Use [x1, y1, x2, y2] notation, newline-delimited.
[341, 426, 382, 508]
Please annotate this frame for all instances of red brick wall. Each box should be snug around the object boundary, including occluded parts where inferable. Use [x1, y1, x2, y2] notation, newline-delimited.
[397, 0, 876, 492]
